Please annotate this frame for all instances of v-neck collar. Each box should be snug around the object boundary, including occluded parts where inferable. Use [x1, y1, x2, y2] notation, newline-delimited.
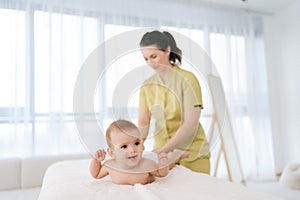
[155, 65, 179, 85]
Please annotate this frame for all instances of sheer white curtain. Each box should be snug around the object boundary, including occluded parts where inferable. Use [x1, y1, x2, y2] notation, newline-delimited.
[0, 0, 102, 157]
[208, 21, 275, 180]
[0, 0, 275, 180]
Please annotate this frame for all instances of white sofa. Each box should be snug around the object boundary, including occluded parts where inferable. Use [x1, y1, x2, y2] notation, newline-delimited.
[0, 153, 90, 200]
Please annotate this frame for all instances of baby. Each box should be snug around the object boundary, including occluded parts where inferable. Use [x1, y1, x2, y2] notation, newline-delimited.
[89, 119, 188, 185]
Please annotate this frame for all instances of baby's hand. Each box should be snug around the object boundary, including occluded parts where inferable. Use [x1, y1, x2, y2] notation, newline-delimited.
[157, 152, 168, 168]
[93, 149, 106, 162]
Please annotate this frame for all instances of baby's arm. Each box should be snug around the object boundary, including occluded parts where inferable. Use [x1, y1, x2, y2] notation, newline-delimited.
[89, 149, 109, 179]
[153, 152, 169, 177]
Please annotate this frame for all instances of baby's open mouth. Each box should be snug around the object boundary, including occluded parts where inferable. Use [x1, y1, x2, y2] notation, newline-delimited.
[128, 155, 138, 160]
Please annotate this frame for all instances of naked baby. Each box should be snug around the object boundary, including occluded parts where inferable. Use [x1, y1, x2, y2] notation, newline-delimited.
[89, 119, 188, 185]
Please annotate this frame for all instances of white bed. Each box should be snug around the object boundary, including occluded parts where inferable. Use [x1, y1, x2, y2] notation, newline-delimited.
[38, 159, 281, 200]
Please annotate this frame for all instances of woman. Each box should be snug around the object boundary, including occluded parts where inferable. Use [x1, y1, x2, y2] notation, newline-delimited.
[138, 30, 210, 174]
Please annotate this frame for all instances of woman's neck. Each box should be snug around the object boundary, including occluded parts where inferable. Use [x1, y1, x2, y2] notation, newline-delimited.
[158, 64, 174, 83]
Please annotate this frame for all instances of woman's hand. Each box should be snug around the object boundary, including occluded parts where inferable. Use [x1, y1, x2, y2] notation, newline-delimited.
[157, 151, 168, 168]
[161, 108, 201, 153]
[155, 151, 169, 177]
[153, 148, 165, 155]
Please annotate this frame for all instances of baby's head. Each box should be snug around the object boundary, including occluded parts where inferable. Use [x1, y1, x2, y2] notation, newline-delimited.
[106, 120, 144, 167]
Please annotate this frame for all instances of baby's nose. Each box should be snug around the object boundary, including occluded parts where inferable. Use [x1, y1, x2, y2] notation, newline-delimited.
[128, 145, 136, 153]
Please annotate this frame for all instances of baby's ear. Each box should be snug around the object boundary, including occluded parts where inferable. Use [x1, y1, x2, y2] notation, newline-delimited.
[107, 148, 114, 158]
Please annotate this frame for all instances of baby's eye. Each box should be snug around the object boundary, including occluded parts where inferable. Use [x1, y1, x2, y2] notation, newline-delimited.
[134, 141, 140, 146]
[121, 145, 127, 149]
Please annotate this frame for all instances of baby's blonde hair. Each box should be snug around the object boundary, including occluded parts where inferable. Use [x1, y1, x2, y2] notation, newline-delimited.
[106, 119, 140, 148]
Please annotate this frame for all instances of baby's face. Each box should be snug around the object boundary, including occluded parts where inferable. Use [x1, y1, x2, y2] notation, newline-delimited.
[110, 129, 144, 168]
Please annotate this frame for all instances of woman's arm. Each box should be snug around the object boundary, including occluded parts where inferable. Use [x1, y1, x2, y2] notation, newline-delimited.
[157, 107, 201, 153]
[138, 109, 151, 140]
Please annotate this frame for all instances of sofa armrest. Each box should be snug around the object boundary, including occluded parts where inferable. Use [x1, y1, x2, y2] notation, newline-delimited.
[0, 158, 21, 190]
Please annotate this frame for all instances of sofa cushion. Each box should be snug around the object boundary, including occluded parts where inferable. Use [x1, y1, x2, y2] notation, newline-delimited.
[0, 158, 21, 190]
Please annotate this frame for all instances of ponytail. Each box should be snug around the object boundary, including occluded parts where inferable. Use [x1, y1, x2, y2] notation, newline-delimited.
[162, 31, 182, 65]
[140, 30, 182, 65]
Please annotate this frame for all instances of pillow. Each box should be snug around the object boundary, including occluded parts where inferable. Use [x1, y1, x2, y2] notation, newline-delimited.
[280, 163, 300, 190]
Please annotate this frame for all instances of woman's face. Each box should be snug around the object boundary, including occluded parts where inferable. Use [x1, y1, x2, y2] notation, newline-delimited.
[141, 45, 171, 72]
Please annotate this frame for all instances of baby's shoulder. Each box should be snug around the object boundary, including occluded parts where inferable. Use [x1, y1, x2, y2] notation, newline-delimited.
[103, 159, 117, 170]
[103, 159, 113, 164]
[140, 158, 158, 170]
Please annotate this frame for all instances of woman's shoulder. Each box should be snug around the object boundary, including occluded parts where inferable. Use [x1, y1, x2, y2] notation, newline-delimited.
[173, 65, 198, 81]
[142, 73, 160, 84]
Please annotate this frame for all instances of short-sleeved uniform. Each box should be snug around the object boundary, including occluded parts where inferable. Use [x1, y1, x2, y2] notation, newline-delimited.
[139, 65, 210, 174]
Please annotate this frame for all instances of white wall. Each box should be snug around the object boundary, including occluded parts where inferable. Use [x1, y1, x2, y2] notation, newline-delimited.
[263, 1, 300, 174]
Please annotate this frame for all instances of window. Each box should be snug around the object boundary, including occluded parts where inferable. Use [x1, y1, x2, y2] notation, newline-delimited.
[0, 8, 100, 157]
[0, 8, 26, 119]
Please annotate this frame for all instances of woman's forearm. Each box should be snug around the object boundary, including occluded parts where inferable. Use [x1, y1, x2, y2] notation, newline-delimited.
[138, 110, 151, 140]
[162, 108, 201, 153]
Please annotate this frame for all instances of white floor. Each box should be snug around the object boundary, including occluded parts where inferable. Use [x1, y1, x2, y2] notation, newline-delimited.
[246, 181, 300, 200]
[0, 187, 40, 200]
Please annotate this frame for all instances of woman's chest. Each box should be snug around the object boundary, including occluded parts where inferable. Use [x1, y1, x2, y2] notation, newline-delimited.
[145, 83, 183, 118]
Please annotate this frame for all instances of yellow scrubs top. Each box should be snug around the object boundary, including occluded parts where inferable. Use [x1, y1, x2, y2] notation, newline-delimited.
[139, 66, 210, 170]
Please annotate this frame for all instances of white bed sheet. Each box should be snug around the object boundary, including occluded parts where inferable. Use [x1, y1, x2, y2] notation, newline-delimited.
[38, 159, 281, 200]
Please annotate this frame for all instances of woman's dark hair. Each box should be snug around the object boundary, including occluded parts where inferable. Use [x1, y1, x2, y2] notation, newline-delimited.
[139, 30, 182, 65]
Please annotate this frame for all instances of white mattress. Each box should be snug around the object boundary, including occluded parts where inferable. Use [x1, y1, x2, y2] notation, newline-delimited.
[38, 159, 281, 200]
